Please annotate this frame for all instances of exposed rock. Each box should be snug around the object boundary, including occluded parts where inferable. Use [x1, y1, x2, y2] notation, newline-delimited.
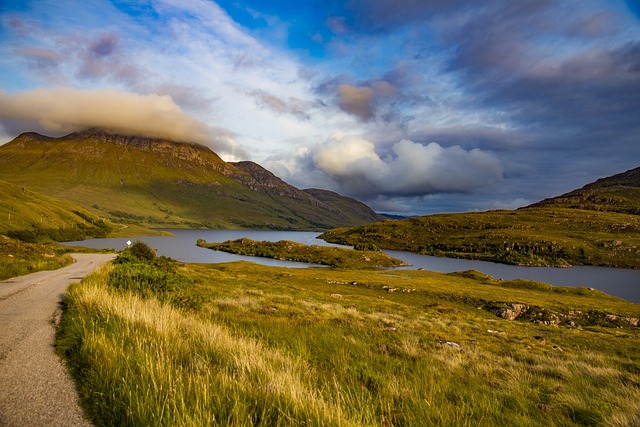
[495, 303, 529, 320]
[442, 341, 462, 350]
[624, 317, 639, 327]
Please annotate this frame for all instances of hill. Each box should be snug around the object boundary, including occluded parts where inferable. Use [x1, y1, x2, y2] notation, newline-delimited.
[320, 167, 640, 268]
[530, 166, 640, 214]
[0, 129, 382, 230]
[0, 179, 112, 242]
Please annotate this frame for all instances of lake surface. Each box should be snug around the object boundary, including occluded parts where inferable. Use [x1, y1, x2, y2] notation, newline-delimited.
[64, 229, 640, 303]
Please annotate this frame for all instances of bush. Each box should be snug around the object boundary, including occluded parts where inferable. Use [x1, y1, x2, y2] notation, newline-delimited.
[110, 243, 201, 310]
[128, 241, 156, 262]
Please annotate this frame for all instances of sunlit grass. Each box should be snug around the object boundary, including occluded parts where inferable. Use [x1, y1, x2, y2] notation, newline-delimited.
[321, 207, 640, 268]
[0, 236, 73, 280]
[58, 256, 640, 426]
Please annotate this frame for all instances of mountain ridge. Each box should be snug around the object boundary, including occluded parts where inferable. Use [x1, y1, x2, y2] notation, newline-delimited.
[0, 129, 382, 231]
[528, 166, 640, 215]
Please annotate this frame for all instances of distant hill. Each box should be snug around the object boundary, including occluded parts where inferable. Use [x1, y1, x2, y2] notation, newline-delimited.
[0, 129, 382, 230]
[321, 166, 640, 268]
[529, 166, 640, 215]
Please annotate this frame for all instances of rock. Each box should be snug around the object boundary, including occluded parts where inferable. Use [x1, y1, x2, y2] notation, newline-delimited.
[496, 303, 529, 320]
[533, 335, 547, 345]
[440, 341, 462, 350]
[624, 317, 639, 327]
[330, 293, 343, 299]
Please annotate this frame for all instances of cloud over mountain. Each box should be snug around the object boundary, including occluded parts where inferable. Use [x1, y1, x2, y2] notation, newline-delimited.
[1, 0, 639, 214]
[0, 88, 247, 160]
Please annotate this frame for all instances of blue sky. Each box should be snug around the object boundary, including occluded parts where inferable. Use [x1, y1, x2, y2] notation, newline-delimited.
[1, 0, 639, 215]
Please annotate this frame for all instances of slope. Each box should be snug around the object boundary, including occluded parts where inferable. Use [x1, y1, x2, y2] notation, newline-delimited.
[0, 129, 381, 230]
[530, 166, 640, 214]
[320, 166, 640, 268]
[0, 180, 111, 242]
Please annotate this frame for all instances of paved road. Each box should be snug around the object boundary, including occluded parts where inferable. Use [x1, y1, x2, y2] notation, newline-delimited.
[0, 253, 116, 427]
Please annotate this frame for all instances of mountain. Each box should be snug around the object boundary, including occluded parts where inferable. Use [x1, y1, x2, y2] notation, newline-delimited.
[529, 166, 640, 214]
[0, 129, 382, 230]
[320, 166, 640, 268]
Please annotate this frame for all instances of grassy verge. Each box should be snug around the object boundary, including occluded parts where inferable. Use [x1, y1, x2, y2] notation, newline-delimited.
[198, 238, 409, 268]
[0, 235, 73, 280]
[58, 247, 640, 426]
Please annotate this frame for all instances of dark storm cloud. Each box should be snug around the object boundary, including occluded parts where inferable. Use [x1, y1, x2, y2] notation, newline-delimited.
[345, 0, 478, 32]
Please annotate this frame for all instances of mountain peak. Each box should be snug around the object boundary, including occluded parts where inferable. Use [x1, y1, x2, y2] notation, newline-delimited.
[0, 130, 381, 230]
[66, 128, 206, 150]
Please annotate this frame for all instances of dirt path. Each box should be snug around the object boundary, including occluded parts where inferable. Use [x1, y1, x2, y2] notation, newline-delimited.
[0, 253, 116, 427]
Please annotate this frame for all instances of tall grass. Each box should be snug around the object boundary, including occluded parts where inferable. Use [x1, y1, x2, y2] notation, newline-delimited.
[58, 257, 640, 426]
[0, 237, 73, 280]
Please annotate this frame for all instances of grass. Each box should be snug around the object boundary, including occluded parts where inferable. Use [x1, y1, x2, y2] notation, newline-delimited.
[0, 179, 113, 242]
[197, 238, 409, 268]
[320, 207, 640, 268]
[57, 247, 640, 426]
[0, 235, 73, 280]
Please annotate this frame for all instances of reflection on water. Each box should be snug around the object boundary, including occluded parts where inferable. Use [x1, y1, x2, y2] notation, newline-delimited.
[63, 229, 640, 303]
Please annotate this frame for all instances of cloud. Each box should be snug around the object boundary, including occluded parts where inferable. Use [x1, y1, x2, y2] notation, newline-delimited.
[250, 89, 325, 120]
[270, 133, 502, 199]
[336, 81, 400, 121]
[337, 84, 375, 120]
[0, 87, 248, 160]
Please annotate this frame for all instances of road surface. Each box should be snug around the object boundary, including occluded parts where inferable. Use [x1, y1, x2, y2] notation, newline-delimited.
[0, 253, 116, 426]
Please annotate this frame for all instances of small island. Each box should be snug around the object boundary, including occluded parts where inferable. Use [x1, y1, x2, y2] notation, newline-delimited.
[197, 238, 410, 269]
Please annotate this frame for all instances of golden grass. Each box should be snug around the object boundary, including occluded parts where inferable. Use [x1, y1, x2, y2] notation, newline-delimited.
[58, 260, 640, 426]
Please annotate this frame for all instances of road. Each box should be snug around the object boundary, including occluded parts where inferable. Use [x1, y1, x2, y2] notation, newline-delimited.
[0, 253, 116, 427]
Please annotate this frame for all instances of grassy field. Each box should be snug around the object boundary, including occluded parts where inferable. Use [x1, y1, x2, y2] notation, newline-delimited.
[320, 207, 640, 268]
[0, 236, 73, 280]
[198, 238, 409, 268]
[57, 246, 640, 426]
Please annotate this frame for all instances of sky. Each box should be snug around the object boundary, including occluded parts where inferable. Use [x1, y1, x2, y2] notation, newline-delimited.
[1, 0, 639, 215]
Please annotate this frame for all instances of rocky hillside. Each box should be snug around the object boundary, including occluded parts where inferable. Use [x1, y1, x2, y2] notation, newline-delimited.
[529, 166, 640, 215]
[0, 129, 382, 230]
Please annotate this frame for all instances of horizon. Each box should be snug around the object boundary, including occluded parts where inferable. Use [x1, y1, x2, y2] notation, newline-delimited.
[1, 1, 639, 216]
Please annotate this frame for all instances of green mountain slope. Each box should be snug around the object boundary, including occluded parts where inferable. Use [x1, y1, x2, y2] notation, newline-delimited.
[0, 129, 382, 230]
[321, 167, 640, 268]
[530, 166, 640, 214]
[0, 180, 111, 241]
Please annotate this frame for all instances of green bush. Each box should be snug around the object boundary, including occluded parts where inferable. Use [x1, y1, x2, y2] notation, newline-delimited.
[128, 241, 157, 262]
[110, 244, 201, 310]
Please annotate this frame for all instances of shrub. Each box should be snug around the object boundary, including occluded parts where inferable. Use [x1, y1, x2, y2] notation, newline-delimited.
[129, 241, 156, 262]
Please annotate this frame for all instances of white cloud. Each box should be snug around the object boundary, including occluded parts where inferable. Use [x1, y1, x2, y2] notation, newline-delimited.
[0, 87, 247, 159]
[268, 133, 503, 199]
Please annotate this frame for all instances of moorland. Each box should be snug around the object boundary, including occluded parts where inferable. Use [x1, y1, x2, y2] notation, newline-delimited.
[0, 130, 639, 425]
[56, 243, 640, 426]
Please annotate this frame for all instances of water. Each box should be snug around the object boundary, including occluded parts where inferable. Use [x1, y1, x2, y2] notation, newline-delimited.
[64, 230, 339, 268]
[63, 229, 640, 303]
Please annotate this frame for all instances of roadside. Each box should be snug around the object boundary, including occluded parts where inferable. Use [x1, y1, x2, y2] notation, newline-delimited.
[0, 253, 116, 426]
